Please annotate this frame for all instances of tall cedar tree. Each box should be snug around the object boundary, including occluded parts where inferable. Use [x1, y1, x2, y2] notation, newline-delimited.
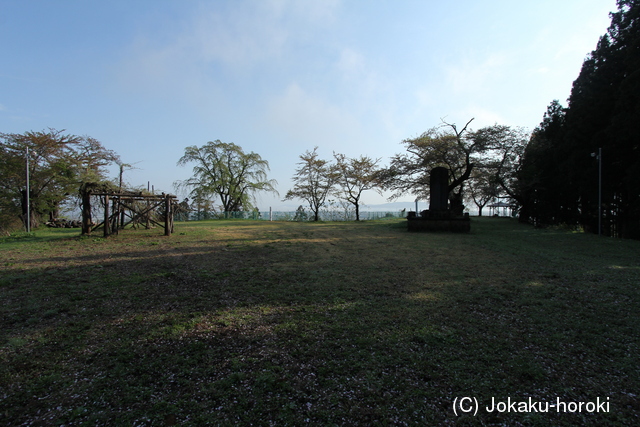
[521, 0, 640, 237]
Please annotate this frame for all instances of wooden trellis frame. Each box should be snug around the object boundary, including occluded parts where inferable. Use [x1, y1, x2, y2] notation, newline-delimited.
[81, 191, 177, 237]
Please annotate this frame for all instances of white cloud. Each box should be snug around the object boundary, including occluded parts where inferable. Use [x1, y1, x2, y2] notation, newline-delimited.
[459, 107, 506, 129]
[112, 0, 343, 110]
[267, 0, 341, 24]
[551, 9, 611, 62]
[331, 47, 406, 143]
[189, 3, 290, 67]
[118, 0, 342, 73]
[336, 48, 365, 78]
[264, 82, 361, 149]
[444, 52, 508, 96]
[334, 47, 386, 104]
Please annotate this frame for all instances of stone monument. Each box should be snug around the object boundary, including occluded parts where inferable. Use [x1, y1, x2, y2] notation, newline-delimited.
[428, 167, 449, 214]
[407, 167, 470, 232]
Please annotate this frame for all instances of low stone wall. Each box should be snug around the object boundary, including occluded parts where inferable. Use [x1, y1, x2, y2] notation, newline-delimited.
[45, 219, 82, 228]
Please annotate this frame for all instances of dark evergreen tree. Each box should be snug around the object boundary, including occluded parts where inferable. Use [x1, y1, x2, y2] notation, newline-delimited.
[519, 101, 568, 225]
[521, 0, 640, 237]
[566, 0, 640, 237]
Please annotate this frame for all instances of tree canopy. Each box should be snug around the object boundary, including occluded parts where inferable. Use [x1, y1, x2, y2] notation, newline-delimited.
[382, 119, 475, 212]
[383, 119, 527, 216]
[471, 124, 529, 211]
[0, 129, 118, 230]
[176, 140, 277, 214]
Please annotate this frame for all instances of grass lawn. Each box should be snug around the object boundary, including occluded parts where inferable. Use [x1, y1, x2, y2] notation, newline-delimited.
[1, 217, 639, 426]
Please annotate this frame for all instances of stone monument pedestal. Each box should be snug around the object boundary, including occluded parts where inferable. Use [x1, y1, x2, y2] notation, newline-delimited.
[407, 210, 471, 232]
[407, 167, 471, 233]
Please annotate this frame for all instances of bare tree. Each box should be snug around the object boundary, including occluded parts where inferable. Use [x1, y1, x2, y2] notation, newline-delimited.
[284, 147, 337, 221]
[333, 153, 382, 221]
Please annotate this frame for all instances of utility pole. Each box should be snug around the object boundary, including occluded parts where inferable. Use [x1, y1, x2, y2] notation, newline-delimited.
[598, 147, 602, 236]
[25, 147, 30, 233]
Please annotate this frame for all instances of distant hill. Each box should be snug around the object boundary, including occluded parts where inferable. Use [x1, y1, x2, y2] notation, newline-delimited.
[271, 201, 417, 213]
[358, 201, 417, 212]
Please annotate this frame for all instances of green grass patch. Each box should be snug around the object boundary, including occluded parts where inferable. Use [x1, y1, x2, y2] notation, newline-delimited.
[0, 218, 638, 425]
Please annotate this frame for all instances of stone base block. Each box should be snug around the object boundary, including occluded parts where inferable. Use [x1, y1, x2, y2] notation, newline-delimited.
[407, 218, 471, 233]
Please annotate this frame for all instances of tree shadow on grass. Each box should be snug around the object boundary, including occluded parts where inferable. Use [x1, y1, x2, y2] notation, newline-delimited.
[1, 219, 639, 425]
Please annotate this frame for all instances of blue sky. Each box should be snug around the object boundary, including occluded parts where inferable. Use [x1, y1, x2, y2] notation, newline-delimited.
[1, 0, 616, 210]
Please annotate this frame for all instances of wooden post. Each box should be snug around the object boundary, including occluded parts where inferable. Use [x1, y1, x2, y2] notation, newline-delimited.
[165, 195, 172, 236]
[104, 194, 110, 237]
[120, 202, 125, 231]
[111, 198, 119, 235]
[145, 197, 150, 229]
[171, 199, 175, 233]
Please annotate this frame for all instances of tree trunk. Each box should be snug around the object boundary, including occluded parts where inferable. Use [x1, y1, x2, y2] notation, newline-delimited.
[20, 189, 28, 228]
[20, 189, 36, 230]
[164, 195, 172, 236]
[49, 201, 61, 222]
[81, 188, 92, 235]
[518, 202, 530, 223]
[449, 191, 465, 216]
